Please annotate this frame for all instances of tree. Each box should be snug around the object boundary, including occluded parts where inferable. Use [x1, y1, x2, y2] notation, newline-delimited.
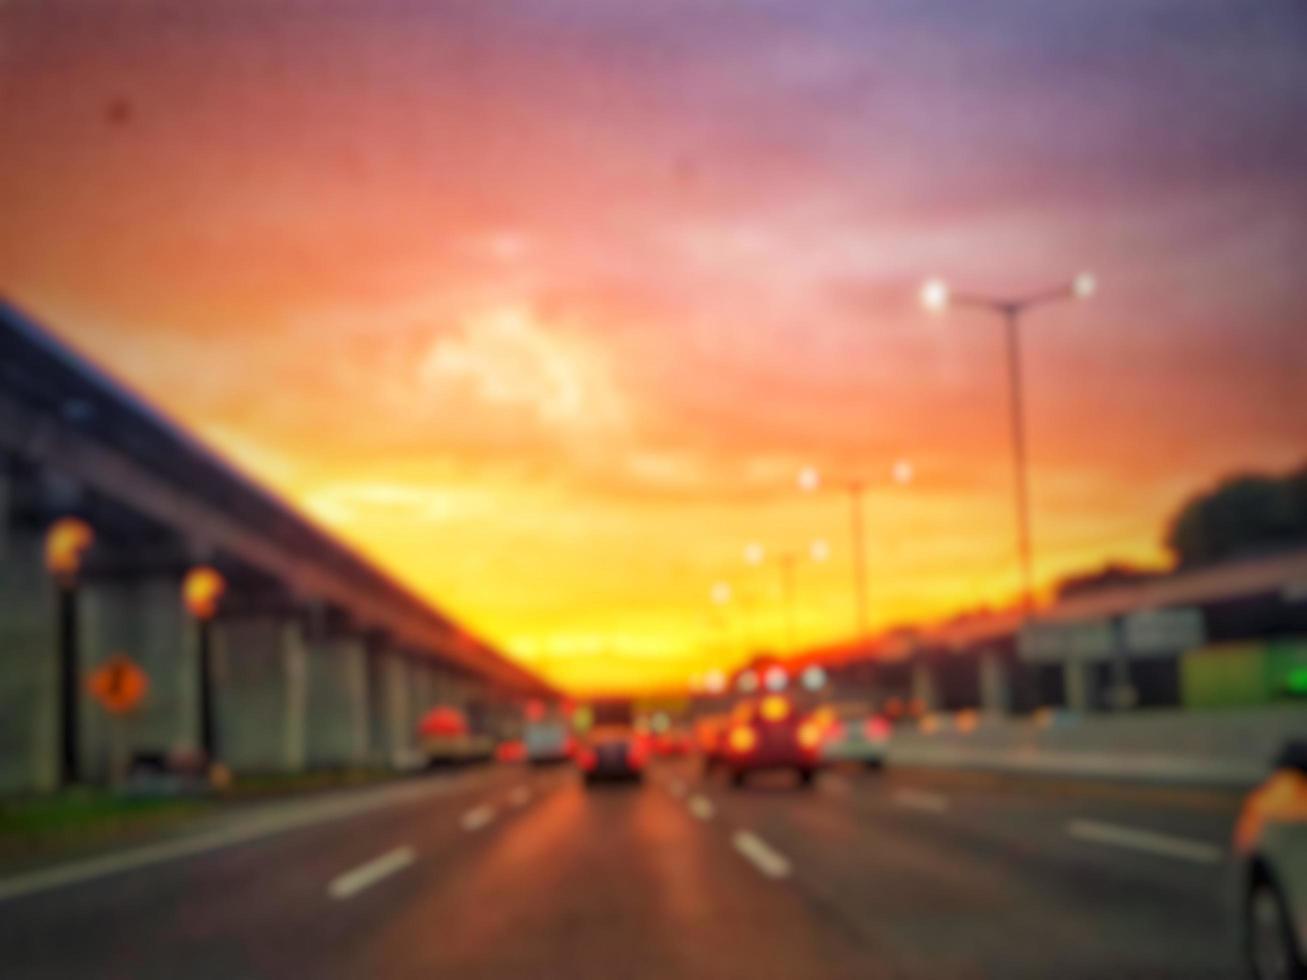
[1165, 463, 1307, 568]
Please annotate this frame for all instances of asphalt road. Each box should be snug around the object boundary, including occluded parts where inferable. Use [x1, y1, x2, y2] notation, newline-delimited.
[0, 761, 1244, 979]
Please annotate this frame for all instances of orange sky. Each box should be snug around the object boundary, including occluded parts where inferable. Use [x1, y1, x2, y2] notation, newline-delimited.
[2, 3, 1305, 694]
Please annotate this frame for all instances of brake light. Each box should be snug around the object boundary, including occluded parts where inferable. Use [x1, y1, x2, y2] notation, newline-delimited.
[760, 695, 790, 722]
[797, 720, 823, 750]
[866, 716, 891, 740]
[728, 725, 758, 753]
[628, 741, 647, 769]
[577, 747, 597, 772]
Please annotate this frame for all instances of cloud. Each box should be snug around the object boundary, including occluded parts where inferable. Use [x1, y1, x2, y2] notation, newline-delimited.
[418, 304, 628, 434]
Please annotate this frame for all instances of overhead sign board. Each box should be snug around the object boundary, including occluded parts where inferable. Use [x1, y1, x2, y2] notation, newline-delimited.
[1122, 607, 1205, 654]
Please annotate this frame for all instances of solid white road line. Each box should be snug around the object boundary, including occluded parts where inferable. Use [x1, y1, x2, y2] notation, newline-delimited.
[0, 775, 472, 904]
[508, 785, 532, 808]
[893, 788, 950, 814]
[732, 830, 792, 880]
[1066, 819, 1223, 865]
[461, 803, 497, 832]
[327, 846, 416, 900]
[687, 794, 716, 821]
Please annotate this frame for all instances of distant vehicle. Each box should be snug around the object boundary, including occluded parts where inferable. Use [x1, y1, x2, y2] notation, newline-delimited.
[695, 713, 731, 773]
[1235, 739, 1307, 980]
[720, 694, 824, 788]
[653, 727, 693, 757]
[576, 725, 648, 784]
[524, 717, 573, 765]
[494, 738, 526, 764]
[815, 702, 891, 769]
[418, 706, 494, 766]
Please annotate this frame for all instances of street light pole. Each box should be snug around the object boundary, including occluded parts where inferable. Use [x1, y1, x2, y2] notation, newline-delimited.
[921, 272, 1095, 616]
[1002, 306, 1034, 616]
[847, 480, 869, 638]
[779, 552, 797, 650]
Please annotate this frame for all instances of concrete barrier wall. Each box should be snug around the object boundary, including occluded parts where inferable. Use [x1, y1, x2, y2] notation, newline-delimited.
[0, 530, 57, 793]
[213, 615, 307, 774]
[305, 634, 368, 769]
[887, 706, 1307, 788]
[78, 576, 198, 781]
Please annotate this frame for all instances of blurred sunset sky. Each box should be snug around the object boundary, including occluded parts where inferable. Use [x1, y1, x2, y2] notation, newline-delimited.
[2, 1, 1305, 693]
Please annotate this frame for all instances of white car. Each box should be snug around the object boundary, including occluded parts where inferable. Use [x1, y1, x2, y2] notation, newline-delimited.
[815, 702, 891, 768]
[1236, 739, 1307, 980]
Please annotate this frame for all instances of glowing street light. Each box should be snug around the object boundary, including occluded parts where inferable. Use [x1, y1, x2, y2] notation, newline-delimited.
[44, 517, 94, 586]
[704, 669, 727, 695]
[45, 517, 95, 786]
[797, 465, 821, 493]
[743, 542, 766, 566]
[710, 581, 733, 605]
[891, 458, 915, 487]
[183, 566, 226, 771]
[918, 272, 1095, 615]
[809, 538, 830, 563]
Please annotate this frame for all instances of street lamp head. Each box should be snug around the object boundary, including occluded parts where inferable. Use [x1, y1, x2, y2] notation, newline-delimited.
[809, 538, 830, 563]
[44, 517, 95, 584]
[1072, 271, 1096, 300]
[797, 465, 821, 493]
[920, 277, 950, 313]
[744, 542, 766, 566]
[183, 566, 226, 620]
[892, 458, 915, 486]
[710, 581, 733, 605]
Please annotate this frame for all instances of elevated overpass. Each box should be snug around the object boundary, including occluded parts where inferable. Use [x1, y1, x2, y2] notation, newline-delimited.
[0, 300, 554, 793]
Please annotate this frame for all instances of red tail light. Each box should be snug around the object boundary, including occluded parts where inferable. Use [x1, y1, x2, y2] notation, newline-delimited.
[627, 741, 647, 769]
[577, 747, 597, 772]
[866, 717, 891, 740]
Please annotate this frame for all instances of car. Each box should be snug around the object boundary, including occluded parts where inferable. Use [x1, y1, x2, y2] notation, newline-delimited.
[576, 726, 648, 784]
[815, 702, 891, 769]
[417, 706, 494, 766]
[1235, 739, 1307, 980]
[524, 718, 573, 765]
[720, 694, 824, 788]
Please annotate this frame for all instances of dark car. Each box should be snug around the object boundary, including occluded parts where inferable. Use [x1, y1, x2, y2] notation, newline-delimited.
[1236, 739, 1307, 980]
[577, 726, 648, 784]
[720, 695, 824, 788]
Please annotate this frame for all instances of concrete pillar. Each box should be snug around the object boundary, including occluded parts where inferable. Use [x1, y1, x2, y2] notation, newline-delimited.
[305, 633, 368, 769]
[211, 614, 307, 773]
[77, 575, 199, 782]
[979, 651, 1011, 716]
[1064, 659, 1092, 713]
[0, 526, 58, 793]
[381, 653, 413, 768]
[408, 659, 434, 727]
[910, 659, 938, 713]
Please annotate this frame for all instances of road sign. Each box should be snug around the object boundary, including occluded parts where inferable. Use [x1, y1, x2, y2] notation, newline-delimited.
[88, 654, 149, 715]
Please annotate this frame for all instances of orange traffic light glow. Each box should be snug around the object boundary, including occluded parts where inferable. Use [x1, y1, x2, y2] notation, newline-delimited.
[3, 6, 1304, 697]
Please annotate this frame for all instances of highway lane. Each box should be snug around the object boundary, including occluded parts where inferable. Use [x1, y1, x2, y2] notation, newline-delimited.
[0, 762, 1245, 979]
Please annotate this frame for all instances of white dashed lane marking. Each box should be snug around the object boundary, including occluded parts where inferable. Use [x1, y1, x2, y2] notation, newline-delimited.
[687, 794, 716, 821]
[1066, 819, 1222, 865]
[892, 789, 950, 814]
[327, 846, 416, 900]
[732, 831, 792, 880]
[461, 804, 497, 832]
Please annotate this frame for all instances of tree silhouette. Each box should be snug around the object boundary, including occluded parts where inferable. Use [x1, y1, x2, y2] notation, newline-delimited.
[1165, 463, 1307, 568]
